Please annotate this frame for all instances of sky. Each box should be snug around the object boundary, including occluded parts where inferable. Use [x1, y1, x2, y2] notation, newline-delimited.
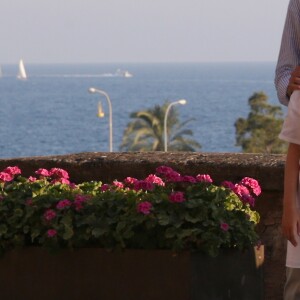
[1, 0, 290, 64]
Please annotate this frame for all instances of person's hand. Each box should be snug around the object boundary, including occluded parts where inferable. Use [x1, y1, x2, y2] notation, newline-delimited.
[282, 205, 300, 247]
[287, 66, 300, 98]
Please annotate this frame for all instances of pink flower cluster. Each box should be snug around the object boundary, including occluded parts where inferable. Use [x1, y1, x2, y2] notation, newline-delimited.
[137, 201, 152, 215]
[113, 181, 124, 189]
[220, 222, 229, 231]
[56, 199, 72, 210]
[145, 174, 165, 186]
[74, 194, 89, 211]
[124, 177, 138, 185]
[156, 166, 213, 184]
[196, 174, 213, 183]
[43, 195, 89, 224]
[47, 229, 57, 238]
[156, 166, 182, 182]
[0, 166, 21, 182]
[101, 184, 110, 192]
[133, 180, 155, 191]
[169, 191, 186, 203]
[222, 177, 261, 207]
[44, 209, 57, 221]
[240, 177, 261, 196]
[35, 168, 70, 184]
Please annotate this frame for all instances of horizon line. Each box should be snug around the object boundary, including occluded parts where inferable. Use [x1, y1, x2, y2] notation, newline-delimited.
[1, 60, 277, 65]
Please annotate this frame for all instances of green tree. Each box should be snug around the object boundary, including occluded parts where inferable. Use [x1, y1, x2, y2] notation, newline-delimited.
[120, 101, 201, 152]
[235, 92, 287, 154]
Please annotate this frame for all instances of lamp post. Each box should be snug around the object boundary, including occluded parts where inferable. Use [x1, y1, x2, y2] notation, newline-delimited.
[88, 87, 113, 152]
[164, 99, 187, 152]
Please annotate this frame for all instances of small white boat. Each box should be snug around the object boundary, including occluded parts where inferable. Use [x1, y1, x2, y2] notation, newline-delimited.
[123, 70, 133, 78]
[17, 59, 27, 80]
[115, 69, 133, 78]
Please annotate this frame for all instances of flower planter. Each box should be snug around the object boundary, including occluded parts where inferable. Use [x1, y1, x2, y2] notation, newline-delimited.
[0, 246, 264, 300]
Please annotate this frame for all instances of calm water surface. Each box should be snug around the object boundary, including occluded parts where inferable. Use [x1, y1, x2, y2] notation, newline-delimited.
[0, 62, 281, 158]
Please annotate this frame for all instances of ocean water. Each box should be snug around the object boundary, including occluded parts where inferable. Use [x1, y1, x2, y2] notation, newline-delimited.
[0, 62, 282, 158]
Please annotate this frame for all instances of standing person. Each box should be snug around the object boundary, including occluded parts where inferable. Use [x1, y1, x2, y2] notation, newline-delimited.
[275, 0, 300, 107]
[279, 90, 300, 300]
[276, 1, 300, 299]
[275, 0, 300, 300]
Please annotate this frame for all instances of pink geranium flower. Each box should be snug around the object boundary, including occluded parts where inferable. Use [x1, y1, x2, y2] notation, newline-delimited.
[134, 180, 155, 191]
[221, 181, 235, 190]
[145, 174, 165, 186]
[220, 222, 229, 231]
[113, 181, 124, 189]
[74, 194, 89, 211]
[155, 166, 175, 174]
[0, 172, 13, 182]
[232, 184, 255, 206]
[51, 178, 70, 185]
[50, 168, 69, 179]
[3, 166, 21, 176]
[165, 171, 182, 182]
[101, 184, 110, 192]
[43, 209, 57, 221]
[56, 199, 72, 210]
[240, 177, 261, 196]
[25, 198, 33, 206]
[155, 166, 181, 182]
[124, 177, 138, 185]
[28, 176, 37, 182]
[169, 191, 186, 203]
[196, 174, 213, 183]
[137, 201, 153, 215]
[35, 168, 51, 177]
[47, 229, 57, 238]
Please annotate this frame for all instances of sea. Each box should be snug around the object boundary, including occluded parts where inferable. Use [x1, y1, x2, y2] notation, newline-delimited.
[0, 62, 283, 159]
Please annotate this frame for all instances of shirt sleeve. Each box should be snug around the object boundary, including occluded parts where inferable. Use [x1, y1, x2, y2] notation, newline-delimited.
[279, 91, 300, 145]
[275, 0, 300, 106]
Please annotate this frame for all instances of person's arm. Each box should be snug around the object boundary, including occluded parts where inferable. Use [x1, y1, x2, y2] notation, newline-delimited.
[275, 0, 300, 106]
[287, 66, 300, 98]
[282, 142, 300, 246]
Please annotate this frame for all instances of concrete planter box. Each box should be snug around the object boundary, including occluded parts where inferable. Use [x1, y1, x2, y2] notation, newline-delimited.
[0, 246, 264, 300]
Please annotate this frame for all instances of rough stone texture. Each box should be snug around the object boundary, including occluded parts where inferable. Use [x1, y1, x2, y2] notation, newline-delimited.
[0, 152, 287, 300]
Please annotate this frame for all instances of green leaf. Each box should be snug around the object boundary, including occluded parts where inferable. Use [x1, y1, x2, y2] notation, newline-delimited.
[91, 227, 107, 238]
[62, 225, 74, 240]
[0, 224, 8, 235]
[184, 212, 200, 223]
[31, 229, 41, 242]
[157, 214, 170, 226]
[14, 208, 23, 217]
[116, 221, 127, 232]
[165, 227, 178, 238]
[23, 225, 30, 234]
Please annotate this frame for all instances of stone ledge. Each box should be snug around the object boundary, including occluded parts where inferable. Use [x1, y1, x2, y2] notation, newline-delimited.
[0, 152, 285, 191]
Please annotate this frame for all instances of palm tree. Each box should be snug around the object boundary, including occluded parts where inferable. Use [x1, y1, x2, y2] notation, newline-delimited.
[120, 101, 201, 152]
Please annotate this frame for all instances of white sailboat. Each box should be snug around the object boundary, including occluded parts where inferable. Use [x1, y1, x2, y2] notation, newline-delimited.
[17, 59, 27, 80]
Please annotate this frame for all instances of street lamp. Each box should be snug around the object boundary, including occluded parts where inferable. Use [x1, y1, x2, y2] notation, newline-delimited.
[88, 87, 113, 152]
[164, 99, 187, 152]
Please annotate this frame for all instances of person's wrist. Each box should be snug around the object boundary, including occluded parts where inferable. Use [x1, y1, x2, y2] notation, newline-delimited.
[287, 86, 292, 99]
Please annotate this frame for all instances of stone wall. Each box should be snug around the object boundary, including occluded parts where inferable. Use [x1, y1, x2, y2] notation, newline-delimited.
[0, 152, 287, 300]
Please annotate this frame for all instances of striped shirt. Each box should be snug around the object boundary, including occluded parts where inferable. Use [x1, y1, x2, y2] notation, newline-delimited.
[275, 0, 300, 106]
